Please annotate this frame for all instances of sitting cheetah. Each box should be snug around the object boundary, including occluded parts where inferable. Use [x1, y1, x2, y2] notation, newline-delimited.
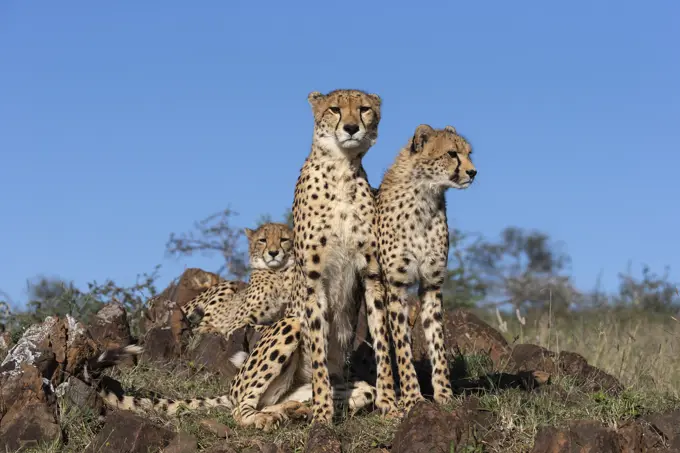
[183, 222, 295, 339]
[376, 124, 477, 410]
[80, 225, 300, 420]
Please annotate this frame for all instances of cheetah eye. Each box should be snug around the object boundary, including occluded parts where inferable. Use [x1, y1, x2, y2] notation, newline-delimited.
[359, 106, 371, 113]
[280, 238, 290, 243]
[258, 238, 267, 244]
[447, 150, 458, 158]
[328, 106, 341, 114]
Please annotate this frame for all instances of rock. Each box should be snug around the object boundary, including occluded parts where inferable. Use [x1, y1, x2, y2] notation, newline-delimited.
[143, 326, 182, 362]
[188, 331, 245, 379]
[0, 316, 106, 451]
[0, 400, 61, 452]
[47, 315, 98, 383]
[0, 363, 61, 451]
[530, 418, 672, 453]
[1, 315, 97, 387]
[86, 411, 176, 453]
[306, 423, 342, 453]
[199, 418, 232, 438]
[531, 420, 631, 453]
[242, 441, 290, 453]
[642, 410, 680, 450]
[512, 344, 558, 374]
[0, 332, 12, 359]
[162, 432, 199, 453]
[156, 268, 233, 309]
[411, 308, 515, 371]
[142, 298, 192, 362]
[391, 399, 494, 453]
[557, 351, 623, 395]
[57, 376, 104, 415]
[205, 446, 239, 453]
[512, 344, 623, 396]
[87, 302, 133, 351]
[0, 363, 47, 418]
[616, 421, 649, 453]
[0, 316, 58, 376]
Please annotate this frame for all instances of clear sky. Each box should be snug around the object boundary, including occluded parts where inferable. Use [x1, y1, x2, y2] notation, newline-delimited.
[1, 1, 678, 307]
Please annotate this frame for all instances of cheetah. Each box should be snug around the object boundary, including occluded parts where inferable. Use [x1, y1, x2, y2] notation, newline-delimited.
[183, 222, 295, 339]
[290, 88, 398, 423]
[376, 124, 477, 410]
[223, 88, 400, 428]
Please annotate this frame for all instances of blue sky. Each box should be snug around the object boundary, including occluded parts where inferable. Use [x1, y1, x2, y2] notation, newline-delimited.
[1, 1, 678, 307]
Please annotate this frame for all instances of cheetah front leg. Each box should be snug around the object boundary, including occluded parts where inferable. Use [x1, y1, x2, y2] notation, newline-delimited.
[419, 284, 454, 404]
[385, 282, 426, 410]
[304, 277, 335, 424]
[363, 256, 399, 416]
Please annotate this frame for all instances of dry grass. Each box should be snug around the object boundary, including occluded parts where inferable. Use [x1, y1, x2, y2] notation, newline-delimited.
[19, 308, 680, 452]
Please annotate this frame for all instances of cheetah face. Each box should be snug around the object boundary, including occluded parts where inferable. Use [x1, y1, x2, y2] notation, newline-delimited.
[245, 223, 294, 271]
[308, 89, 382, 158]
[409, 124, 477, 190]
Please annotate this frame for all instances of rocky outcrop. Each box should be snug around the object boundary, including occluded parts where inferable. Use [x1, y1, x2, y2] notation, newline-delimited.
[530, 417, 676, 453]
[305, 423, 342, 453]
[87, 302, 132, 351]
[0, 315, 95, 452]
[391, 398, 496, 453]
[85, 411, 177, 453]
[512, 344, 623, 395]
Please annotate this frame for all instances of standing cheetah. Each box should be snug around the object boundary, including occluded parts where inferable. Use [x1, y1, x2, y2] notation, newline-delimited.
[290, 88, 398, 423]
[224, 88, 399, 428]
[184, 222, 295, 338]
[376, 124, 477, 410]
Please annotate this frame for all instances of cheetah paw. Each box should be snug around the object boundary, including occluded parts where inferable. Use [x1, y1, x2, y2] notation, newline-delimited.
[433, 389, 454, 406]
[252, 412, 285, 432]
[280, 401, 312, 421]
[398, 394, 427, 413]
[375, 397, 401, 419]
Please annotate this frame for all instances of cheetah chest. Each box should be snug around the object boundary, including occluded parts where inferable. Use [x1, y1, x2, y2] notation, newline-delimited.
[401, 196, 445, 275]
[326, 168, 374, 260]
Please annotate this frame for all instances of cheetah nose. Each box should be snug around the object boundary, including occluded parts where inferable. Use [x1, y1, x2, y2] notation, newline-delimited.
[466, 169, 477, 178]
[268, 250, 279, 258]
[343, 123, 360, 136]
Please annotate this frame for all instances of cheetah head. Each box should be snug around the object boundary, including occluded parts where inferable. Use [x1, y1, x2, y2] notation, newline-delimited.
[307, 89, 382, 158]
[245, 223, 294, 271]
[409, 124, 477, 190]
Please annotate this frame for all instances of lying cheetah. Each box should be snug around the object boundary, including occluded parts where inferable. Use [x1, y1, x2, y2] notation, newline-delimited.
[376, 124, 477, 410]
[183, 222, 295, 338]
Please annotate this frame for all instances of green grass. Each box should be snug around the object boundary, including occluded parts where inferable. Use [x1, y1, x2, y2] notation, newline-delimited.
[16, 308, 680, 452]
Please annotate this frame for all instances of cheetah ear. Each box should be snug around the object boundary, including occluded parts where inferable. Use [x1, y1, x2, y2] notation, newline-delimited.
[444, 125, 457, 134]
[307, 91, 325, 107]
[244, 228, 255, 240]
[367, 93, 382, 107]
[410, 124, 435, 154]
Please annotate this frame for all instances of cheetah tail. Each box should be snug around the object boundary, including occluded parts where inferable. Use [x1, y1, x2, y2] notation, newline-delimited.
[82, 344, 144, 381]
[228, 351, 249, 369]
[81, 345, 234, 415]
